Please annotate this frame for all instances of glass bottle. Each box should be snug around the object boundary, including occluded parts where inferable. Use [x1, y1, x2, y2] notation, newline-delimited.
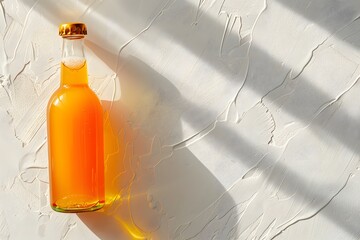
[47, 23, 104, 213]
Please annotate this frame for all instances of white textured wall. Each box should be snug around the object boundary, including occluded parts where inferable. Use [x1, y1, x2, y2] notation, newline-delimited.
[1, 0, 360, 239]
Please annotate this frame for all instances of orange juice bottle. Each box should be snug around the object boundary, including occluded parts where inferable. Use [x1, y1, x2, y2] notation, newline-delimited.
[47, 23, 104, 212]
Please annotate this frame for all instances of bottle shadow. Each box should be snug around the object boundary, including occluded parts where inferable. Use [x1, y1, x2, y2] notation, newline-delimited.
[77, 47, 239, 239]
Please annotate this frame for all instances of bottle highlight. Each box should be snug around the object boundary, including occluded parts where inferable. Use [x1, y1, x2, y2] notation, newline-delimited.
[47, 23, 105, 213]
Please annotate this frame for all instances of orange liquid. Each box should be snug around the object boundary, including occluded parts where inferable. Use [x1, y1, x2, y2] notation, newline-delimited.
[47, 61, 104, 212]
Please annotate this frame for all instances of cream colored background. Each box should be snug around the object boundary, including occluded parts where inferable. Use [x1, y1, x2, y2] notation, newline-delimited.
[1, 0, 360, 239]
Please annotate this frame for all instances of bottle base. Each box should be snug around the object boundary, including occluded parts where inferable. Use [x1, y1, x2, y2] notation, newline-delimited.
[51, 195, 105, 213]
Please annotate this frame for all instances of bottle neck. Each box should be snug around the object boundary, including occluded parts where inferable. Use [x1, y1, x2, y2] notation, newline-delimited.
[60, 37, 88, 86]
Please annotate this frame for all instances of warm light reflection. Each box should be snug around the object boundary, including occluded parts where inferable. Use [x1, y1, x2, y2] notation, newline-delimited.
[114, 215, 149, 240]
[102, 103, 150, 239]
[86, 53, 166, 238]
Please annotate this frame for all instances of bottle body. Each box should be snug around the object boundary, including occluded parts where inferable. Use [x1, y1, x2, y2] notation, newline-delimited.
[47, 33, 104, 212]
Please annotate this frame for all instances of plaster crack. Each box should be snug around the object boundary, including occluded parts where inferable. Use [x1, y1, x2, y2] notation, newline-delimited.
[78, 0, 101, 19]
[0, 1, 7, 31]
[260, 102, 276, 145]
[218, 11, 242, 57]
[6, 60, 30, 106]
[107, 0, 176, 115]
[259, 219, 277, 240]
[184, 214, 218, 240]
[2, 16, 11, 42]
[254, 72, 293, 144]
[171, 94, 236, 150]
[239, 68, 290, 129]
[38, 66, 60, 92]
[234, 0, 267, 117]
[180, 192, 257, 240]
[12, 60, 30, 83]
[8, 0, 39, 64]
[238, 213, 264, 239]
[291, 9, 360, 80]
[0, 75, 12, 107]
[60, 220, 77, 240]
[290, 38, 327, 80]
[195, 0, 205, 23]
[114, 0, 176, 73]
[241, 153, 268, 180]
[219, 11, 231, 57]
[313, 74, 360, 122]
[172, 121, 216, 150]
[0, 210, 9, 240]
[270, 173, 353, 240]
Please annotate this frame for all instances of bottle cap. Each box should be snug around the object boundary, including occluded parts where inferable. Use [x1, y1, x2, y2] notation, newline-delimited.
[59, 23, 87, 38]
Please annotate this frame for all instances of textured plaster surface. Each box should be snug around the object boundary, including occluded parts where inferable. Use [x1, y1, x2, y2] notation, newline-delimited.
[1, 0, 360, 239]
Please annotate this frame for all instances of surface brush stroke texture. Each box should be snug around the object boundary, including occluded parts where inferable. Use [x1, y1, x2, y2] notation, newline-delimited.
[0, 0, 360, 239]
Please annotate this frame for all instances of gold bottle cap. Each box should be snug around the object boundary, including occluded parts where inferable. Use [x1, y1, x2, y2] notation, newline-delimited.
[59, 23, 87, 38]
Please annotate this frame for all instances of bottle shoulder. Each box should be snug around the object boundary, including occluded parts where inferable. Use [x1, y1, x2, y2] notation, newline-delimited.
[47, 85, 102, 111]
